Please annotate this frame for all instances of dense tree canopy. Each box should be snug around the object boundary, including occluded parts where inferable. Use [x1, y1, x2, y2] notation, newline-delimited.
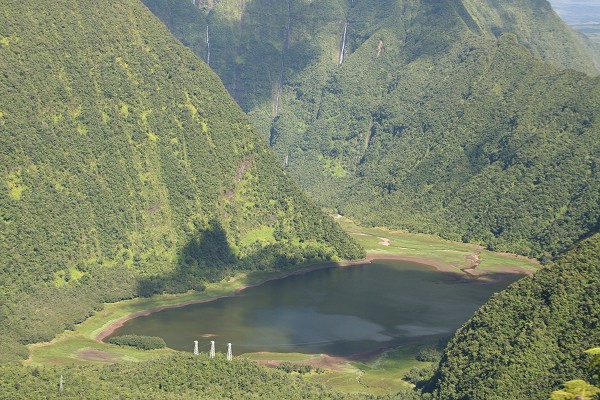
[0, 354, 377, 399]
[1, 0, 599, 398]
[426, 233, 600, 399]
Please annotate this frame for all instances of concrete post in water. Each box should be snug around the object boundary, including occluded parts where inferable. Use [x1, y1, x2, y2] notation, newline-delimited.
[210, 340, 215, 359]
[193, 340, 199, 355]
[227, 343, 232, 361]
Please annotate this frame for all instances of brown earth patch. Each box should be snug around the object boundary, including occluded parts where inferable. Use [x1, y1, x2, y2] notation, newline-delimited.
[378, 237, 391, 246]
[465, 253, 481, 268]
[236, 154, 255, 182]
[223, 154, 256, 201]
[76, 349, 118, 363]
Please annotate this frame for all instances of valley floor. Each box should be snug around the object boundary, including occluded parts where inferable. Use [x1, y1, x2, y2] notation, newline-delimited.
[24, 219, 539, 395]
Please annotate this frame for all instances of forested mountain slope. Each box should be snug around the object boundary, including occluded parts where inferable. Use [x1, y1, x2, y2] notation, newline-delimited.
[145, 0, 600, 259]
[0, 0, 362, 362]
[427, 232, 600, 400]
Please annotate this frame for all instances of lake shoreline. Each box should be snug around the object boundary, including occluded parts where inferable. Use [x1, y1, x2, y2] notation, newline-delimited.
[96, 254, 533, 342]
[96, 259, 365, 341]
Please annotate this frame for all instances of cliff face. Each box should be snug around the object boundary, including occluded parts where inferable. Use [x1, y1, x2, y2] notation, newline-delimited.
[146, 0, 599, 115]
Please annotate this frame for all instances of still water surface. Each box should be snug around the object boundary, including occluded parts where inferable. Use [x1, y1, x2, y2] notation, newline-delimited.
[109, 260, 521, 356]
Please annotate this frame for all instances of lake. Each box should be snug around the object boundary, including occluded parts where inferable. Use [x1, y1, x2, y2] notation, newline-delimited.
[108, 260, 522, 357]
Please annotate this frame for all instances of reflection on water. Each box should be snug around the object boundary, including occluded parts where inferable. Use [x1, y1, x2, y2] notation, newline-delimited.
[109, 260, 521, 356]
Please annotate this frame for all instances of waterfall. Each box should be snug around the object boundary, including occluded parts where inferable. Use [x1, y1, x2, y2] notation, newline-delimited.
[339, 22, 348, 65]
[274, 83, 281, 116]
[206, 24, 211, 66]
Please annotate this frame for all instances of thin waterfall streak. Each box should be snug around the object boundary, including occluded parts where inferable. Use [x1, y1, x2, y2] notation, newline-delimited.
[274, 89, 279, 116]
[206, 24, 211, 66]
[339, 23, 348, 65]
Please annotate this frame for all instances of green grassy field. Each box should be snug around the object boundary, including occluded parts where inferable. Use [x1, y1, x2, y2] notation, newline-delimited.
[572, 23, 600, 45]
[25, 220, 540, 394]
[338, 217, 539, 275]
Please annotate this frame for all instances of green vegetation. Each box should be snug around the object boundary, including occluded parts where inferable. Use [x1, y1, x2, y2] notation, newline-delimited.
[145, 0, 600, 260]
[0, 0, 362, 364]
[0, 354, 374, 399]
[589, 348, 600, 385]
[340, 217, 539, 275]
[2, 0, 599, 398]
[550, 380, 600, 400]
[286, 31, 600, 260]
[426, 233, 600, 400]
[549, 348, 600, 399]
[25, 261, 351, 366]
[145, 0, 599, 114]
[108, 335, 166, 350]
[277, 361, 318, 374]
[23, 223, 536, 397]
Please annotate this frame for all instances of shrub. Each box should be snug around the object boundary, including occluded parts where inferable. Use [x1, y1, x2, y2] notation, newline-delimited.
[108, 335, 166, 350]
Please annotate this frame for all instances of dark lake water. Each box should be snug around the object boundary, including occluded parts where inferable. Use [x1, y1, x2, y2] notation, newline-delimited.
[109, 260, 521, 357]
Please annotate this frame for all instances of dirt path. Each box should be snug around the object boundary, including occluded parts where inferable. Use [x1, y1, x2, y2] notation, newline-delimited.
[378, 237, 390, 246]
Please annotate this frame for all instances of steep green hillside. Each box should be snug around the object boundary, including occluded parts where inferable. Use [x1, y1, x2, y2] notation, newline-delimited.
[145, 0, 600, 259]
[0, 0, 362, 362]
[308, 33, 600, 259]
[426, 233, 600, 400]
